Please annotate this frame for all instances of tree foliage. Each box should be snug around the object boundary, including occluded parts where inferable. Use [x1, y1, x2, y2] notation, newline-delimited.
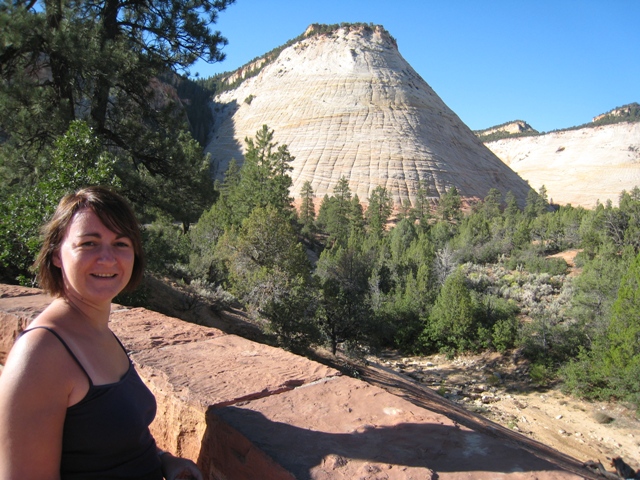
[299, 180, 316, 237]
[437, 185, 462, 222]
[218, 205, 309, 311]
[0, 0, 232, 228]
[0, 121, 119, 283]
[210, 125, 294, 229]
[366, 185, 393, 237]
[315, 240, 373, 354]
[421, 269, 477, 354]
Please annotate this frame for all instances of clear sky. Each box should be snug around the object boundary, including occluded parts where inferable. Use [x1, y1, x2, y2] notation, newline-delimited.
[192, 0, 640, 133]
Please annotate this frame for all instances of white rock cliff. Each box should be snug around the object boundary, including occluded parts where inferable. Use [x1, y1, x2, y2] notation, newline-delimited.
[485, 122, 640, 207]
[205, 25, 532, 206]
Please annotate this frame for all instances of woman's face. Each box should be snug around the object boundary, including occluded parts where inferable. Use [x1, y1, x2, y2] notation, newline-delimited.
[53, 207, 135, 307]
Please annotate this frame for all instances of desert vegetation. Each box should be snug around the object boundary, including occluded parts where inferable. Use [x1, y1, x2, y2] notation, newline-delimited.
[120, 126, 640, 411]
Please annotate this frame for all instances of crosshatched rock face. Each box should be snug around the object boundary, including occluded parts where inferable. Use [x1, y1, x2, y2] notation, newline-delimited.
[486, 122, 640, 208]
[205, 25, 532, 206]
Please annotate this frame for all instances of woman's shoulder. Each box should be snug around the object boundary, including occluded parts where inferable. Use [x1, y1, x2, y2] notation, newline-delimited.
[1, 304, 87, 401]
[4, 324, 77, 386]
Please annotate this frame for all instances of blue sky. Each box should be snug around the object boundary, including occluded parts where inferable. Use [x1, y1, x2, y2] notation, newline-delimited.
[192, 1, 639, 133]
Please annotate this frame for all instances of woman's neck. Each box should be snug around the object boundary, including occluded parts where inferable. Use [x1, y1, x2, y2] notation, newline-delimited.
[52, 294, 112, 332]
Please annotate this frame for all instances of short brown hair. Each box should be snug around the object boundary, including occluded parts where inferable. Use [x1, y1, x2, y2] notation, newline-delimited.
[34, 186, 145, 297]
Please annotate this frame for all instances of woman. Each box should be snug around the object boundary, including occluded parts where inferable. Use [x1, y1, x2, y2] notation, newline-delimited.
[0, 186, 203, 480]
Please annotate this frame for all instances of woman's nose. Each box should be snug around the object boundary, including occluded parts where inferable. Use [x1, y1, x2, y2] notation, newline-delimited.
[97, 245, 117, 264]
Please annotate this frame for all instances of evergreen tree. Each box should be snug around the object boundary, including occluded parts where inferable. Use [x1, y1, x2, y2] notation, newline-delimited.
[524, 185, 549, 219]
[421, 268, 477, 354]
[240, 125, 293, 213]
[315, 194, 333, 232]
[412, 180, 432, 229]
[320, 177, 353, 246]
[218, 205, 309, 310]
[482, 188, 502, 220]
[437, 186, 462, 222]
[315, 241, 373, 354]
[396, 198, 414, 223]
[349, 194, 365, 237]
[504, 191, 521, 220]
[366, 185, 393, 237]
[211, 125, 294, 228]
[0, 0, 232, 227]
[596, 252, 640, 404]
[564, 250, 640, 408]
[299, 181, 316, 235]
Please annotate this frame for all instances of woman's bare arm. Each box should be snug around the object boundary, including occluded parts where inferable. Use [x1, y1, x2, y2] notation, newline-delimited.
[0, 329, 78, 479]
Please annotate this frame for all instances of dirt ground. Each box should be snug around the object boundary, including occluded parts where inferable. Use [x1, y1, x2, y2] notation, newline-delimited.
[365, 349, 640, 477]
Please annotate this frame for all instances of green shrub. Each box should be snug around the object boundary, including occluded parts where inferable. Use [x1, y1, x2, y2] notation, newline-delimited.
[529, 362, 553, 386]
[143, 218, 190, 277]
[492, 316, 519, 352]
[507, 249, 568, 275]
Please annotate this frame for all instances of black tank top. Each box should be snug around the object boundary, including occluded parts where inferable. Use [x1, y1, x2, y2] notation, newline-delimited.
[21, 326, 163, 480]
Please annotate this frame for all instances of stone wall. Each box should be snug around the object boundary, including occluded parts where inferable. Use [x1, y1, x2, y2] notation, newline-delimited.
[0, 284, 595, 479]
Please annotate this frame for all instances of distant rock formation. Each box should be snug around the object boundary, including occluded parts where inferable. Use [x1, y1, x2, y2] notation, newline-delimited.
[204, 24, 532, 207]
[592, 103, 640, 123]
[475, 121, 538, 142]
[485, 122, 640, 207]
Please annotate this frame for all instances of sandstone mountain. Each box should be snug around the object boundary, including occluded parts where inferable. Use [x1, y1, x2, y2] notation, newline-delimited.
[204, 24, 532, 207]
[485, 121, 640, 207]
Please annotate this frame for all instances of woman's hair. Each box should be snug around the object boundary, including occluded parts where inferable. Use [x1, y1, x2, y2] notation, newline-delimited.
[34, 186, 145, 297]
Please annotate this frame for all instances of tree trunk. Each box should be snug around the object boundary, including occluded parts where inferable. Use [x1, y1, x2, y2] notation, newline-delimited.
[45, 0, 75, 124]
[90, 0, 119, 131]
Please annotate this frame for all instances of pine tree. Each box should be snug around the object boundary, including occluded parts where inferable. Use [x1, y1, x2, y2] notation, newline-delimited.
[299, 181, 316, 235]
[321, 177, 352, 246]
[0, 0, 232, 226]
[366, 185, 393, 237]
[601, 252, 640, 399]
[437, 186, 462, 222]
[504, 191, 521, 219]
[214, 125, 294, 227]
[315, 243, 373, 354]
[349, 194, 365, 237]
[219, 205, 309, 311]
[482, 188, 502, 220]
[412, 181, 432, 229]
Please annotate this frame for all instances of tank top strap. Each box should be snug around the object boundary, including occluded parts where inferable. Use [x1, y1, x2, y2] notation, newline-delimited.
[19, 326, 93, 386]
[110, 331, 130, 357]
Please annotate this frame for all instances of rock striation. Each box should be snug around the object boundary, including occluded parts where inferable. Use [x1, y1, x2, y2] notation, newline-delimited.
[485, 122, 640, 207]
[205, 25, 532, 206]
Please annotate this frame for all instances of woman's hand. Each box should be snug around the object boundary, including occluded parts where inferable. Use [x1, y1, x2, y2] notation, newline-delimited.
[159, 452, 203, 480]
